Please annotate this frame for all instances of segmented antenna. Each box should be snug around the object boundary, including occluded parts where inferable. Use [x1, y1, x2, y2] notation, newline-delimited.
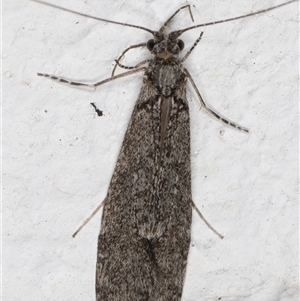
[175, 0, 297, 35]
[32, 0, 297, 36]
[31, 0, 155, 34]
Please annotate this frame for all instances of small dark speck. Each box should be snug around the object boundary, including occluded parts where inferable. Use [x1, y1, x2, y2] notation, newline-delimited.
[45, 110, 48, 113]
[91, 103, 103, 117]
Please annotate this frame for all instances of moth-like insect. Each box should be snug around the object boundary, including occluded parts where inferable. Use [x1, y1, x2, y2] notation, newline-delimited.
[33, 1, 296, 300]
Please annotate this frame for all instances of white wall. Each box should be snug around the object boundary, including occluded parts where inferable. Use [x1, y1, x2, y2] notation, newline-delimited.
[3, 0, 298, 300]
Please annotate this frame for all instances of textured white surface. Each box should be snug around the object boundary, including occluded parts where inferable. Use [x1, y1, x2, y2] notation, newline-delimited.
[3, 0, 298, 300]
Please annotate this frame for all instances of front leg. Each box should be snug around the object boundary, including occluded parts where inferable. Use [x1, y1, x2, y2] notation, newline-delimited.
[37, 67, 146, 89]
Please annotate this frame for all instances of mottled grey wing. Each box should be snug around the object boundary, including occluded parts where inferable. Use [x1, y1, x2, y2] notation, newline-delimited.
[96, 82, 192, 301]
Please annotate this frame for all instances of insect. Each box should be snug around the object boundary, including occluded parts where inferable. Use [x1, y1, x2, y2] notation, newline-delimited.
[33, 0, 296, 300]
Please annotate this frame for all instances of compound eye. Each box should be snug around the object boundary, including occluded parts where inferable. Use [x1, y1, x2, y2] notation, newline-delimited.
[147, 39, 155, 51]
[178, 39, 184, 51]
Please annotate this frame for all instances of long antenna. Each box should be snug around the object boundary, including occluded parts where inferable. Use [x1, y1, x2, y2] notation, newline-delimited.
[31, 0, 155, 34]
[175, 0, 297, 35]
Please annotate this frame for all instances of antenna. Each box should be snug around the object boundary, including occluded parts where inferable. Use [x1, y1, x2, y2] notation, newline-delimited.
[31, 0, 155, 34]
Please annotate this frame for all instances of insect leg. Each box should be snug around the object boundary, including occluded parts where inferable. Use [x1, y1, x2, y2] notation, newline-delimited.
[191, 201, 223, 239]
[114, 59, 149, 71]
[72, 199, 106, 238]
[184, 68, 249, 133]
[181, 31, 204, 63]
[111, 43, 146, 76]
[159, 4, 194, 32]
[37, 67, 146, 89]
